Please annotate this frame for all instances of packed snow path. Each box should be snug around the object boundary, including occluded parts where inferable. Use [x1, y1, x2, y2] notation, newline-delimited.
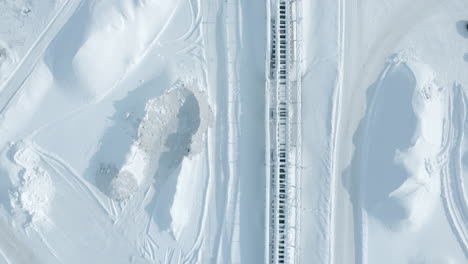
[266, 0, 302, 263]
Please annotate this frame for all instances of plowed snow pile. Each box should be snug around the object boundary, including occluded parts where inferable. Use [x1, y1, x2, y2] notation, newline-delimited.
[8, 142, 55, 229]
[363, 55, 444, 231]
[105, 81, 213, 200]
[345, 51, 468, 262]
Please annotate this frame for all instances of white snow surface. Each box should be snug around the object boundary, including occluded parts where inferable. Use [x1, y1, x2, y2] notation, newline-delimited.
[0, 0, 467, 263]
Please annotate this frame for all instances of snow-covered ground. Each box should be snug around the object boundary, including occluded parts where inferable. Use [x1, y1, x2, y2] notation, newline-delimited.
[0, 0, 467, 263]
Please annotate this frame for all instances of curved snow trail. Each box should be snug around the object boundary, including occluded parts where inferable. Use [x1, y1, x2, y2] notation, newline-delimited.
[0, 0, 85, 116]
[168, 0, 204, 58]
[441, 84, 468, 258]
[173, 0, 203, 43]
[29, 143, 112, 217]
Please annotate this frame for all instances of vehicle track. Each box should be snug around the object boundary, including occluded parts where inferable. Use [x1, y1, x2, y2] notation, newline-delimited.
[441, 84, 468, 258]
[210, 0, 241, 262]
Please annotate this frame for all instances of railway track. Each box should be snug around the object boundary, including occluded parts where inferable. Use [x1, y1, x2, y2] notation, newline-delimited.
[265, 0, 302, 263]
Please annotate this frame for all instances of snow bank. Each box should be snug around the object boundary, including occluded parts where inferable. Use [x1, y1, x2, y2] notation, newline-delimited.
[365, 54, 445, 231]
[106, 80, 213, 200]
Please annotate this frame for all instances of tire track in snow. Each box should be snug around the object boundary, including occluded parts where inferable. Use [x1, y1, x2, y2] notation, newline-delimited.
[208, 0, 241, 262]
[441, 84, 468, 258]
[29, 143, 112, 217]
[188, 1, 242, 263]
[173, 0, 203, 44]
[177, 1, 221, 262]
[173, 0, 205, 59]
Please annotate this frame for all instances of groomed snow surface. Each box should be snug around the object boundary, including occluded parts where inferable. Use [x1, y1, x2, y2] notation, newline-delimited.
[0, 0, 467, 263]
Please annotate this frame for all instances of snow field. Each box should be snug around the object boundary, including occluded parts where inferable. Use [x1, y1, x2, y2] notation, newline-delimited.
[0, 0, 467, 263]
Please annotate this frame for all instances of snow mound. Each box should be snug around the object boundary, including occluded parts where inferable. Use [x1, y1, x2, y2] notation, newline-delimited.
[8, 142, 55, 229]
[138, 79, 213, 159]
[106, 80, 213, 200]
[365, 55, 445, 231]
